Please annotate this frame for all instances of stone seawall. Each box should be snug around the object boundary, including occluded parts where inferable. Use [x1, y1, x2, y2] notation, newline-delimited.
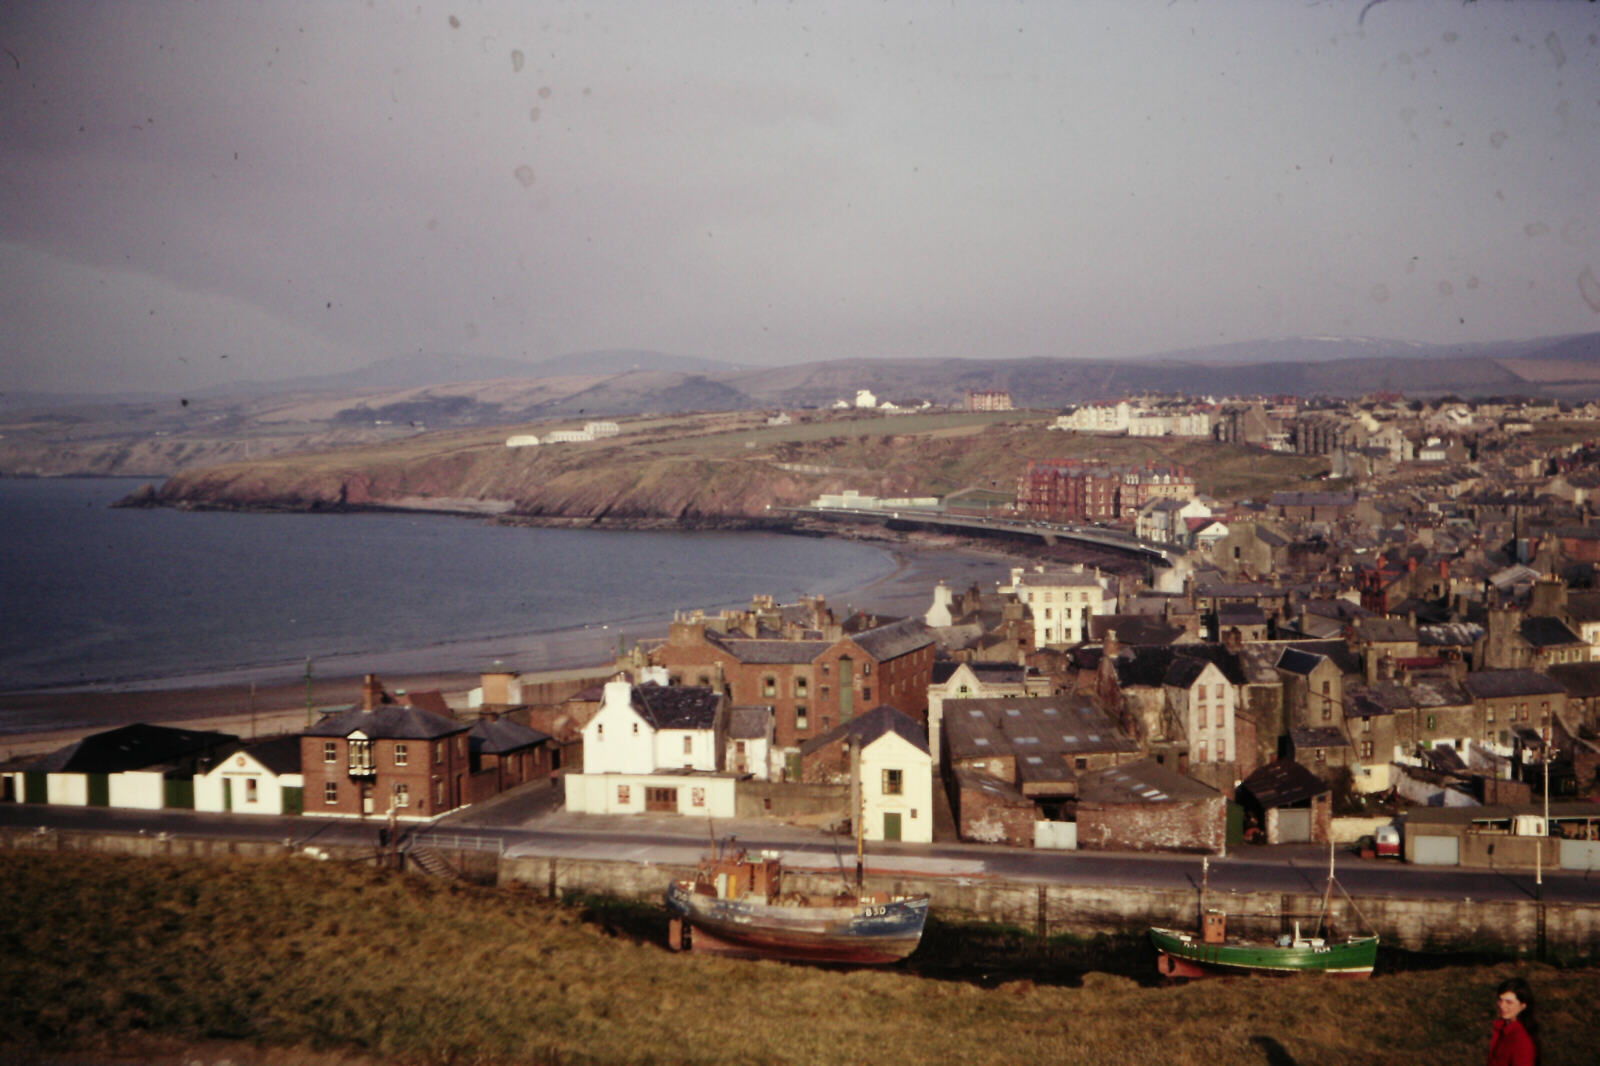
[7, 829, 1597, 960]
[500, 853, 1600, 961]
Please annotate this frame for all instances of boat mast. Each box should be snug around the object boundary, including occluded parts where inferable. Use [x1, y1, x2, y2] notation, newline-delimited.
[850, 737, 864, 888]
[1316, 840, 1335, 938]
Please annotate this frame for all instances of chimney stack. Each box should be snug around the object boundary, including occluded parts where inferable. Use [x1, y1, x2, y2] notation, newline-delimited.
[361, 673, 384, 712]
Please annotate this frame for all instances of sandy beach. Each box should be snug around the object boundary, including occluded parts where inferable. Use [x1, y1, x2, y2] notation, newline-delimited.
[0, 537, 1022, 761]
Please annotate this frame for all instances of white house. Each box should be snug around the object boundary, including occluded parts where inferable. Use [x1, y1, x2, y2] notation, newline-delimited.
[194, 735, 305, 815]
[726, 706, 776, 779]
[505, 434, 541, 448]
[1005, 565, 1116, 647]
[854, 388, 878, 408]
[1166, 659, 1238, 765]
[800, 705, 933, 843]
[565, 678, 738, 816]
[5, 723, 240, 811]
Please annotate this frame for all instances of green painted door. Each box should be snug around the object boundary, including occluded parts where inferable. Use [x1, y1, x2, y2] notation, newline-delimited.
[282, 785, 303, 816]
[785, 752, 802, 782]
[883, 812, 902, 842]
[163, 778, 194, 810]
[839, 658, 854, 720]
[24, 772, 47, 804]
[87, 774, 110, 808]
[222, 778, 233, 812]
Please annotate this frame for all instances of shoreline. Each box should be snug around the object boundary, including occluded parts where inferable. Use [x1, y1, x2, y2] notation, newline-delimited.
[0, 533, 1024, 759]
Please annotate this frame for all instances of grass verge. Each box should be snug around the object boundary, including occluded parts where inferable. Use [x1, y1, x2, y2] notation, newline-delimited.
[2, 851, 1595, 1066]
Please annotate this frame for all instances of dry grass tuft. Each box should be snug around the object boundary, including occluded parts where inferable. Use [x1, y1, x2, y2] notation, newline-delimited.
[2, 851, 1596, 1066]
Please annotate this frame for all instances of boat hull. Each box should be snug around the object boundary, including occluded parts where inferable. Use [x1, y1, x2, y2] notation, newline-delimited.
[1150, 927, 1378, 979]
[666, 881, 930, 964]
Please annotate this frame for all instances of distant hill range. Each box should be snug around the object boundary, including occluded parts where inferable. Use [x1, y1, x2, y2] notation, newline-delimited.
[10, 333, 1600, 422]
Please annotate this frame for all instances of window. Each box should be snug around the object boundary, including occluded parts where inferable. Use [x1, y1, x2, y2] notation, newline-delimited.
[691, 787, 706, 808]
[1215, 704, 1225, 727]
[617, 785, 631, 804]
[1075, 757, 1088, 770]
[349, 739, 373, 774]
[1044, 608, 1053, 620]
[323, 781, 338, 804]
[1314, 748, 1326, 764]
[1217, 739, 1226, 760]
[821, 664, 830, 676]
[245, 778, 258, 803]
[323, 741, 337, 764]
[434, 742, 443, 765]
[597, 723, 604, 738]
[394, 743, 408, 767]
[697, 674, 711, 687]
[863, 686, 872, 702]
[632, 722, 639, 735]
[1360, 740, 1374, 759]
[883, 769, 903, 795]
[683, 735, 693, 755]
[796, 676, 809, 697]
[394, 783, 410, 807]
[435, 780, 445, 806]
[1197, 741, 1207, 762]
[1426, 714, 1436, 731]
[762, 676, 777, 698]
[457, 736, 465, 756]
[863, 663, 872, 676]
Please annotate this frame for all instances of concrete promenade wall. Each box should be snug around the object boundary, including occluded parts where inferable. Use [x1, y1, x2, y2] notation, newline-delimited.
[499, 853, 1600, 960]
[7, 829, 1598, 960]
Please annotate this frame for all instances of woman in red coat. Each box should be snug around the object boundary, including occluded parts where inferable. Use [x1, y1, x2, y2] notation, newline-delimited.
[1488, 977, 1539, 1066]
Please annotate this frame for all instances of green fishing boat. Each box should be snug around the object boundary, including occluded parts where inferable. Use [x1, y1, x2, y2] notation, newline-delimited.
[1151, 848, 1378, 979]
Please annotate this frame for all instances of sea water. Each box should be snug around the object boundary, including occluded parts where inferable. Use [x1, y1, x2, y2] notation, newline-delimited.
[0, 477, 897, 692]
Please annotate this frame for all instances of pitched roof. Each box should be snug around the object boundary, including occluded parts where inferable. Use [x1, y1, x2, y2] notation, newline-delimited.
[304, 704, 466, 740]
[468, 717, 550, 755]
[847, 618, 935, 660]
[241, 734, 305, 775]
[1460, 670, 1566, 701]
[1275, 647, 1327, 677]
[1519, 617, 1585, 648]
[1079, 758, 1219, 805]
[1115, 644, 1247, 688]
[23, 723, 240, 774]
[1239, 758, 1329, 808]
[726, 706, 773, 740]
[798, 704, 928, 757]
[942, 696, 1136, 762]
[634, 684, 722, 730]
[710, 634, 828, 665]
[1546, 661, 1600, 699]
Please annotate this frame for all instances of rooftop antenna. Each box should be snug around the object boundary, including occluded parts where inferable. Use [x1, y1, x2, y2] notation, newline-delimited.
[304, 655, 315, 728]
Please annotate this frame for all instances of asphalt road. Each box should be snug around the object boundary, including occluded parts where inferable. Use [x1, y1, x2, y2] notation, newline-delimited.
[5, 794, 1598, 906]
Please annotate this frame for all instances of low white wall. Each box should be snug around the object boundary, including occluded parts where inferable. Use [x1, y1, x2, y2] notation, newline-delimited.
[565, 773, 735, 817]
[1331, 816, 1393, 844]
[109, 771, 165, 810]
[47, 774, 87, 806]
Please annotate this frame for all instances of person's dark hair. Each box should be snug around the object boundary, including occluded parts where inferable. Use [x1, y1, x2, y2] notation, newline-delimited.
[1498, 976, 1539, 1040]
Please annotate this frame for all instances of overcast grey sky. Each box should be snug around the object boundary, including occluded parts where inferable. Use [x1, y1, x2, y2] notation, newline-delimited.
[2, 1, 1597, 394]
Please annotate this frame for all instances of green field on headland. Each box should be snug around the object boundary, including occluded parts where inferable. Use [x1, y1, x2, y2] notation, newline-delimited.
[3, 851, 1596, 1066]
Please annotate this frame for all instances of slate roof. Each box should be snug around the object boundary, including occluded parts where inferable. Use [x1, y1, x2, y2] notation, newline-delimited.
[304, 704, 465, 741]
[1013, 569, 1102, 589]
[1078, 758, 1219, 805]
[848, 618, 936, 660]
[1089, 615, 1185, 645]
[709, 634, 828, 665]
[1115, 644, 1247, 688]
[468, 717, 550, 756]
[633, 684, 722, 730]
[1564, 591, 1600, 624]
[1238, 758, 1329, 808]
[1218, 605, 1269, 627]
[241, 734, 305, 776]
[1519, 617, 1586, 648]
[1546, 662, 1600, 699]
[798, 704, 928, 757]
[1417, 622, 1485, 647]
[942, 696, 1137, 762]
[1284, 639, 1364, 675]
[1460, 670, 1566, 701]
[1291, 727, 1350, 750]
[1361, 618, 1418, 643]
[23, 723, 240, 774]
[726, 706, 773, 740]
[932, 661, 1027, 686]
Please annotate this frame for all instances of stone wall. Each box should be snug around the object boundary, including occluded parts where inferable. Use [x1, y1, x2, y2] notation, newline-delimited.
[735, 780, 845, 820]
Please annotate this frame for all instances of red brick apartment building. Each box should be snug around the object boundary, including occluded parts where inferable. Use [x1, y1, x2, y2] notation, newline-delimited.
[1017, 459, 1193, 522]
[649, 616, 936, 777]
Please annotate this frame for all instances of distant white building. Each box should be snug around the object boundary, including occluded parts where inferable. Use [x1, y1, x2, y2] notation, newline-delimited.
[855, 388, 878, 408]
[505, 434, 541, 448]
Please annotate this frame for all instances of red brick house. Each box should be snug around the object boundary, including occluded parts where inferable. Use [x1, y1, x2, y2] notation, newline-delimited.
[301, 675, 469, 820]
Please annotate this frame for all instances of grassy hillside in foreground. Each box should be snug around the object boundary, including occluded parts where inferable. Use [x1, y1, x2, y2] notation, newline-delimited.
[3, 852, 1596, 1066]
